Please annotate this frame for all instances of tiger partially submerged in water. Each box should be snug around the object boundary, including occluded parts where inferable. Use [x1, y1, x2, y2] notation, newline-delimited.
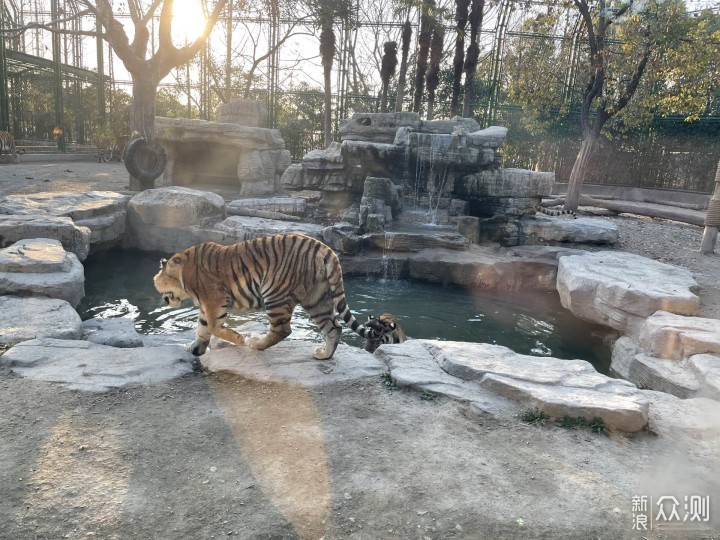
[363, 313, 407, 353]
[153, 233, 394, 360]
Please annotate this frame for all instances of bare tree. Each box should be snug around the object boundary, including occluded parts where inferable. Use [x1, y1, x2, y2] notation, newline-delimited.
[77, 0, 226, 142]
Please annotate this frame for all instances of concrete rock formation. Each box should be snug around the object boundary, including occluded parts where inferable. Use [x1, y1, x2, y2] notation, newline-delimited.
[282, 113, 604, 246]
[0, 238, 84, 307]
[0, 191, 129, 250]
[557, 251, 699, 335]
[155, 114, 291, 196]
[0, 296, 82, 344]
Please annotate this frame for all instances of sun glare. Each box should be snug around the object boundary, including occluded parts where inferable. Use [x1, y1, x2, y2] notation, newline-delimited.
[172, 0, 206, 44]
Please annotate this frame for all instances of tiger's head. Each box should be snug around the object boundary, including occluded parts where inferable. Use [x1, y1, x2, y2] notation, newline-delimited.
[153, 253, 191, 309]
[366, 314, 398, 336]
[364, 313, 406, 353]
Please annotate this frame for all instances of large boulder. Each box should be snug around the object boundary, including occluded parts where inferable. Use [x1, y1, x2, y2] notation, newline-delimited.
[0, 338, 194, 392]
[213, 216, 326, 241]
[79, 317, 145, 348]
[376, 340, 649, 432]
[0, 191, 129, 249]
[405, 245, 561, 291]
[456, 168, 555, 202]
[557, 251, 700, 334]
[217, 98, 268, 127]
[125, 187, 226, 252]
[610, 312, 720, 400]
[154, 117, 290, 194]
[0, 214, 91, 261]
[0, 239, 84, 307]
[227, 197, 307, 216]
[0, 296, 81, 345]
[339, 112, 421, 143]
[522, 216, 619, 245]
[200, 339, 385, 386]
[610, 337, 702, 399]
[637, 310, 720, 360]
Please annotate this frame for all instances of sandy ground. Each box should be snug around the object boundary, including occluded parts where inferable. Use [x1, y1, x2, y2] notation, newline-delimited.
[1, 160, 719, 539]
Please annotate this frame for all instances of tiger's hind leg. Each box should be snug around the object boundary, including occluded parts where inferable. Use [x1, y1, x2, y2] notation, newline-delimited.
[303, 298, 341, 360]
[247, 301, 295, 351]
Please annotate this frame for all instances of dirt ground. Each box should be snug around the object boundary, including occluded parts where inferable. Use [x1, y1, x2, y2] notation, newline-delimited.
[1, 160, 719, 539]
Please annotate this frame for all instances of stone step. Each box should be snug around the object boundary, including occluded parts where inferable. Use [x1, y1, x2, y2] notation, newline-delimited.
[0, 239, 84, 307]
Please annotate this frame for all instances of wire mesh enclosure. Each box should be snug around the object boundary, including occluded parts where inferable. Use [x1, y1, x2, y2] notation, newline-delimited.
[0, 0, 717, 191]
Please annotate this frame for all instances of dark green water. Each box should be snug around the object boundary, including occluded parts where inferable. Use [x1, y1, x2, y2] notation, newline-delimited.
[78, 249, 612, 373]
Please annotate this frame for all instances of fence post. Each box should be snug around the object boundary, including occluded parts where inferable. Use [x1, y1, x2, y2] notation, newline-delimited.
[699, 158, 720, 254]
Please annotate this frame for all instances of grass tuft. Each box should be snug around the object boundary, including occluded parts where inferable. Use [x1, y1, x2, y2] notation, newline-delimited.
[521, 408, 550, 424]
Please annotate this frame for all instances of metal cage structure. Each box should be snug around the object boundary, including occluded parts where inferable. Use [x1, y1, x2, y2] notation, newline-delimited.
[0, 0, 717, 191]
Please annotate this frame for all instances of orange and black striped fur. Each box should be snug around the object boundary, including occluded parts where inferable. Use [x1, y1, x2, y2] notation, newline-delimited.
[153, 233, 380, 360]
[364, 313, 407, 353]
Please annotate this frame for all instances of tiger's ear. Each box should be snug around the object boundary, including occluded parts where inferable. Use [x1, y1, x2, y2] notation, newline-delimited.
[389, 322, 397, 329]
[368, 315, 377, 321]
[159, 258, 168, 269]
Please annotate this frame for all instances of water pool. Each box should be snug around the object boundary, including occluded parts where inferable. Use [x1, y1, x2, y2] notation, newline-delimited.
[78, 249, 612, 373]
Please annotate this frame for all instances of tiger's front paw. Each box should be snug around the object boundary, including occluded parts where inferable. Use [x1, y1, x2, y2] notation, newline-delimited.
[190, 339, 209, 356]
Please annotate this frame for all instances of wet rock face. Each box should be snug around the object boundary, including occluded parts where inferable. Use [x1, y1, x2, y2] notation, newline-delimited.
[285, 114, 553, 241]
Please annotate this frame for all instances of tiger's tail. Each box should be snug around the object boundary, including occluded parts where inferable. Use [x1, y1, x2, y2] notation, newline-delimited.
[536, 205, 576, 218]
[323, 249, 377, 341]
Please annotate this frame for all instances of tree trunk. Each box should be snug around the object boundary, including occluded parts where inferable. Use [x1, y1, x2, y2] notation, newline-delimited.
[461, 0, 484, 118]
[128, 71, 159, 191]
[394, 21, 412, 112]
[379, 41, 398, 113]
[565, 135, 598, 211]
[700, 159, 720, 253]
[576, 196, 707, 226]
[451, 0, 470, 117]
[425, 26, 444, 120]
[130, 71, 158, 140]
[320, 24, 336, 147]
[412, 0, 435, 114]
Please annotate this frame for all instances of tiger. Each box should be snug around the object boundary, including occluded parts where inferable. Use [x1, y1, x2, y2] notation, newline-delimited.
[534, 203, 576, 218]
[363, 313, 407, 353]
[153, 233, 388, 360]
[0, 131, 19, 162]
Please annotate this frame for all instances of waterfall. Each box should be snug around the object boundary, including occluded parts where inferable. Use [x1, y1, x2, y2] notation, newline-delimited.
[427, 134, 452, 224]
[380, 232, 396, 281]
